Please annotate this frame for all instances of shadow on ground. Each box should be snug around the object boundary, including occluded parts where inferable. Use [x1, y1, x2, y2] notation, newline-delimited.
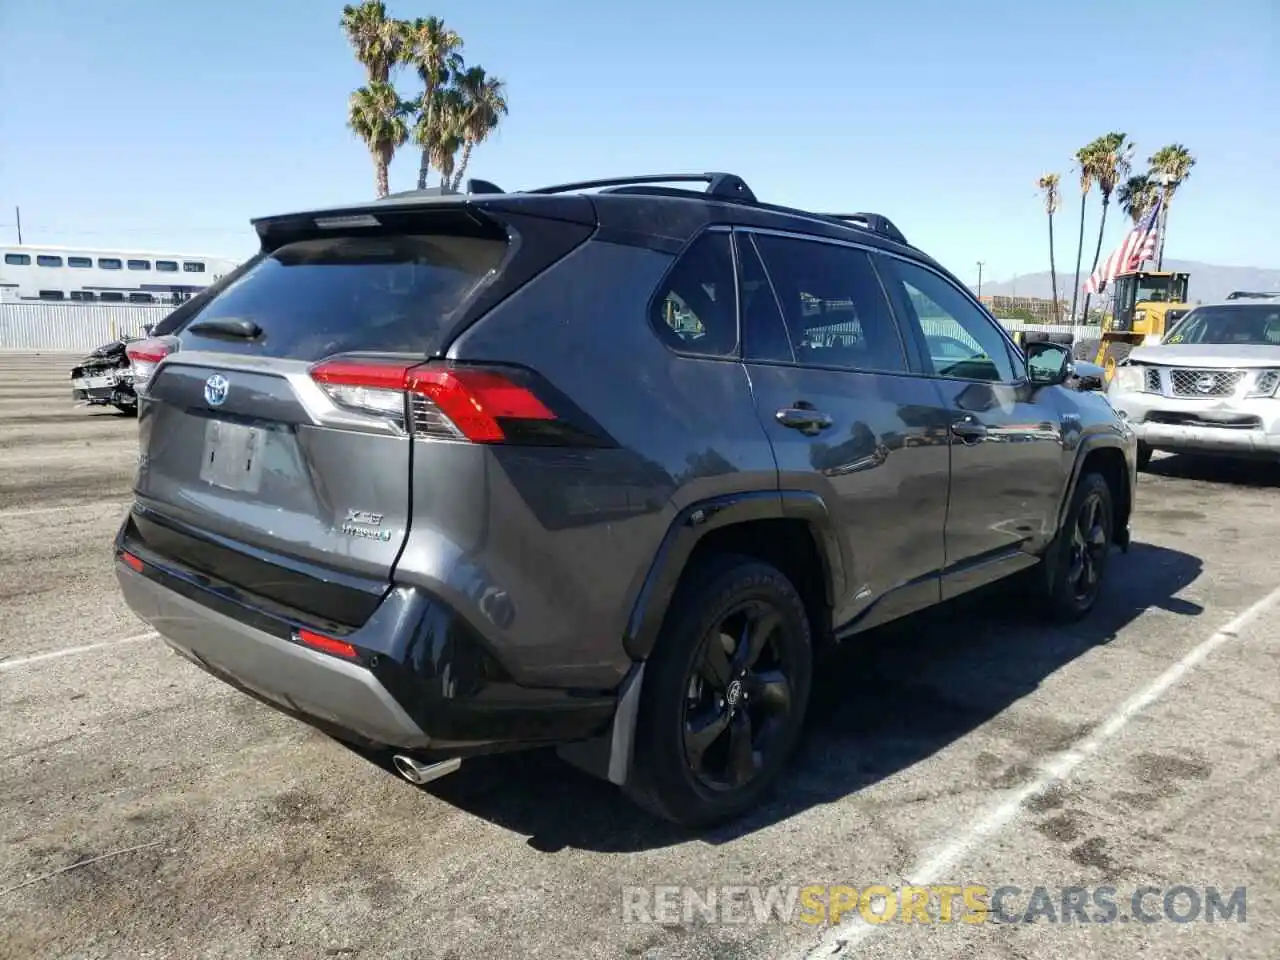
[348, 541, 1204, 853]
[1144, 452, 1280, 488]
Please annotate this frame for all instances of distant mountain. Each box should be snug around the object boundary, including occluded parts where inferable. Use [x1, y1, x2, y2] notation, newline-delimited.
[973, 261, 1280, 305]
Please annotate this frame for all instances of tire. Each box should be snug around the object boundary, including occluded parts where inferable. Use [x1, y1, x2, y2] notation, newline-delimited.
[625, 554, 814, 828]
[1072, 338, 1101, 362]
[113, 403, 138, 417]
[1031, 472, 1115, 622]
[1136, 443, 1153, 470]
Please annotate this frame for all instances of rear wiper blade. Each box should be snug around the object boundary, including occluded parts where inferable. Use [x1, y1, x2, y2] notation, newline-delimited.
[187, 317, 263, 339]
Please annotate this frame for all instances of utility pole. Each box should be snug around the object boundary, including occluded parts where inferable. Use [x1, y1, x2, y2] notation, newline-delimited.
[14, 207, 21, 245]
[1153, 172, 1172, 270]
[976, 261, 985, 298]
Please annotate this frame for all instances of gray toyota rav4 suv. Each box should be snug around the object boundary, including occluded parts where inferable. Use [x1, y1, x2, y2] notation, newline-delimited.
[115, 173, 1136, 826]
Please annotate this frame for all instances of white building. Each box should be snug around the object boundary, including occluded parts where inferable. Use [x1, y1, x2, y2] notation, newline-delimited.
[0, 244, 239, 305]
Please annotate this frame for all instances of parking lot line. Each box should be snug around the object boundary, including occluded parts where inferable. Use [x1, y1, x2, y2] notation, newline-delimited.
[0, 500, 132, 521]
[0, 631, 156, 671]
[800, 581, 1280, 959]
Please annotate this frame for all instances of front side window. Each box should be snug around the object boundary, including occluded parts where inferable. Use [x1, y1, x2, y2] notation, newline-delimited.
[881, 257, 1016, 382]
[183, 261, 206, 273]
[4, 253, 31, 266]
[751, 234, 907, 373]
[650, 231, 738, 357]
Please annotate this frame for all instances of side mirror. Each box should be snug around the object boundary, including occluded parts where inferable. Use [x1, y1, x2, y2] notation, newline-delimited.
[1025, 341, 1072, 387]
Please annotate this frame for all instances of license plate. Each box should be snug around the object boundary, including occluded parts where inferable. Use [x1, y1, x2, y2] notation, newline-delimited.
[85, 376, 115, 389]
[199, 420, 265, 493]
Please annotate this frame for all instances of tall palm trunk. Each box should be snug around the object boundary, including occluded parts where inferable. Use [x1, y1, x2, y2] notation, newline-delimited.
[415, 86, 438, 190]
[375, 159, 389, 199]
[1069, 192, 1088, 323]
[1155, 194, 1171, 269]
[450, 139, 475, 191]
[1047, 211, 1060, 324]
[1080, 199, 1112, 323]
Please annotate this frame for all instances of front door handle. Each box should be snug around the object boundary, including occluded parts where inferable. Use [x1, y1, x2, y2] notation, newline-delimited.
[951, 417, 988, 442]
[776, 407, 834, 433]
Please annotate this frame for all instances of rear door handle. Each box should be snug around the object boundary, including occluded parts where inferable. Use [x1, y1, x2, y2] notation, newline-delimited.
[951, 417, 988, 442]
[776, 407, 834, 433]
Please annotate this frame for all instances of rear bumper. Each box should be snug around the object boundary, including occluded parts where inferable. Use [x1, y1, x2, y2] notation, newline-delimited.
[115, 540, 618, 758]
[119, 563, 427, 746]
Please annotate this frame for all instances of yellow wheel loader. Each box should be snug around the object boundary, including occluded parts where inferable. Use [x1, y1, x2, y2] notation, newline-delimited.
[1070, 271, 1193, 384]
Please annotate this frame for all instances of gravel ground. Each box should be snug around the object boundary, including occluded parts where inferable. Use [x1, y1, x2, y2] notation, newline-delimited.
[1, 351, 1277, 960]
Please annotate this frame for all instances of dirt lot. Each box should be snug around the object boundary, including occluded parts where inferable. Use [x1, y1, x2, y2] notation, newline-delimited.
[2, 351, 1277, 960]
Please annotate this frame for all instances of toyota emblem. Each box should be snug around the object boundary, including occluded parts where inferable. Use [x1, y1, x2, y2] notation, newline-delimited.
[204, 374, 229, 406]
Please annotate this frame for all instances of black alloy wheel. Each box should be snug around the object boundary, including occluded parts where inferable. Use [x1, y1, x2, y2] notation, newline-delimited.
[1068, 485, 1112, 605]
[682, 601, 795, 792]
[627, 555, 813, 827]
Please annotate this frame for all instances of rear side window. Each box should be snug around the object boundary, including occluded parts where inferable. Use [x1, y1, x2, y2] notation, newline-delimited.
[751, 234, 907, 373]
[175, 234, 507, 360]
[650, 231, 738, 358]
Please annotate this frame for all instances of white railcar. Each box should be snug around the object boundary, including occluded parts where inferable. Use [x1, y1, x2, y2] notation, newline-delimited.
[0, 244, 239, 304]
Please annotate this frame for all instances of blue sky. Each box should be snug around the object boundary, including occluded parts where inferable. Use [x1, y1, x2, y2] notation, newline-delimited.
[1, 0, 1276, 286]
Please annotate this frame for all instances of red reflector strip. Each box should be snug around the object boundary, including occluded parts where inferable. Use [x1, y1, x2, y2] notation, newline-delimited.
[295, 628, 359, 660]
[407, 368, 555, 443]
[120, 551, 145, 573]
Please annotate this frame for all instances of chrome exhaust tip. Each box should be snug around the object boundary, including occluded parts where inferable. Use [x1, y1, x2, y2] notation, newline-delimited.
[392, 755, 461, 786]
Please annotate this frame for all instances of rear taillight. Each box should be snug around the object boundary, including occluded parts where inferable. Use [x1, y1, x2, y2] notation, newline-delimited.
[125, 338, 174, 386]
[309, 358, 590, 445]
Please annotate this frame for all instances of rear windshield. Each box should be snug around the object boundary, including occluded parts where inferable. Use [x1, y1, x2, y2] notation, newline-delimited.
[175, 234, 507, 359]
[1165, 304, 1280, 346]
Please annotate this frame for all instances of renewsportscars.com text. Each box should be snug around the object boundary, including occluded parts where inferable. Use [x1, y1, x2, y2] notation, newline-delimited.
[621, 884, 1247, 926]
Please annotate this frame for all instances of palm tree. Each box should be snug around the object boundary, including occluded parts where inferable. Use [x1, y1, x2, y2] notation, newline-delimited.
[1037, 173, 1062, 323]
[449, 67, 509, 190]
[1069, 141, 1102, 324]
[1080, 132, 1131, 319]
[1148, 144, 1196, 269]
[347, 81, 408, 198]
[418, 86, 465, 188]
[1117, 173, 1158, 225]
[339, 1, 404, 84]
[404, 16, 464, 190]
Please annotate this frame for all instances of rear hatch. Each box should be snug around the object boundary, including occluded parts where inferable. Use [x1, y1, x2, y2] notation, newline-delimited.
[124, 197, 595, 630]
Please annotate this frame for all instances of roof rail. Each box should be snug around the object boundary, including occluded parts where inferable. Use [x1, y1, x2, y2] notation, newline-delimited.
[520, 173, 910, 247]
[1225, 290, 1280, 300]
[526, 172, 757, 202]
[821, 212, 909, 246]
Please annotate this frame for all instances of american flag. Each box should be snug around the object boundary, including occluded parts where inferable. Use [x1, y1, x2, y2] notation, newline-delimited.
[1084, 195, 1163, 295]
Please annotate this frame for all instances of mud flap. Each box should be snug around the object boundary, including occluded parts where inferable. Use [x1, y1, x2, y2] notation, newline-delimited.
[556, 660, 645, 786]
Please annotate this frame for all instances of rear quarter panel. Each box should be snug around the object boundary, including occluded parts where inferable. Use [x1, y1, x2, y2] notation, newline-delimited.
[397, 239, 776, 690]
